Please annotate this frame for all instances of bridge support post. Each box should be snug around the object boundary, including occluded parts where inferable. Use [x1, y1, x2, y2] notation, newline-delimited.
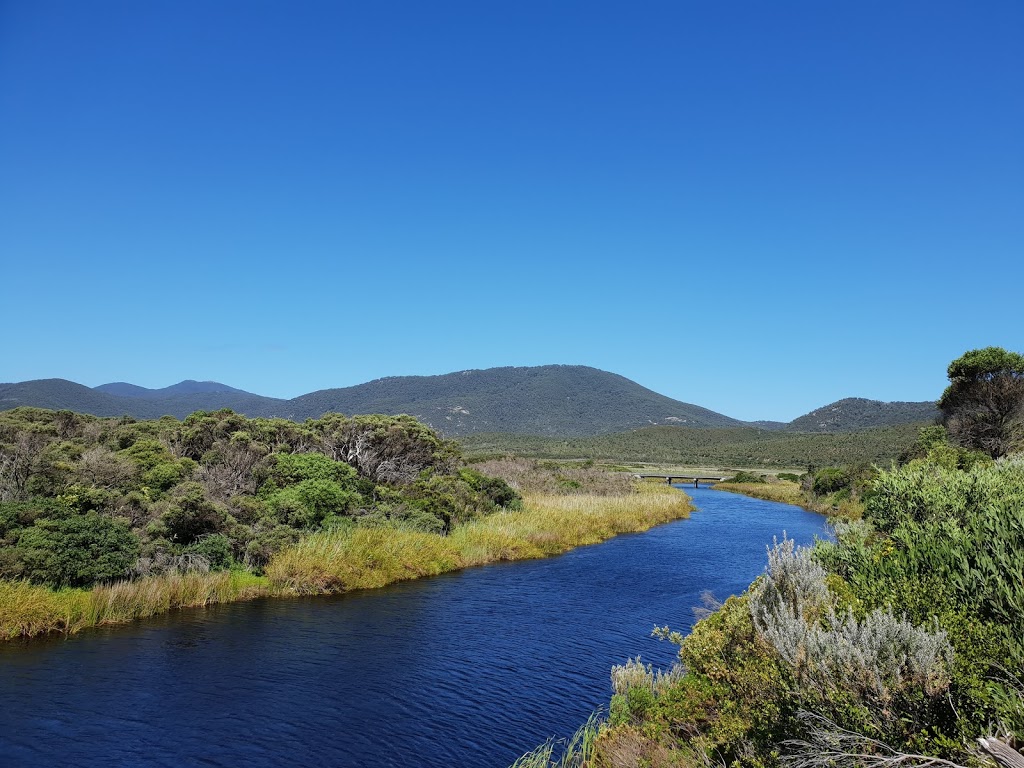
[694, 478, 699, 488]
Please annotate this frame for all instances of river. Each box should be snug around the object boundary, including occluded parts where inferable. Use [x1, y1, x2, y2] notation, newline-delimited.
[0, 487, 828, 767]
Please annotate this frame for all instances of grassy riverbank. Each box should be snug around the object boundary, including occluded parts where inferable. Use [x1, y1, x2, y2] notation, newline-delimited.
[267, 484, 692, 593]
[0, 483, 691, 639]
[711, 479, 805, 506]
[716, 475, 868, 524]
[0, 570, 272, 639]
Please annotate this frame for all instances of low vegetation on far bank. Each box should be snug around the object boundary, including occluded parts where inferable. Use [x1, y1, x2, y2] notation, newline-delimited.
[460, 422, 923, 468]
[716, 421, 999, 520]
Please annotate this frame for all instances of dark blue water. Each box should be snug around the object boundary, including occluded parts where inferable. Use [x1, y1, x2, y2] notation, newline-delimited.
[0, 487, 827, 768]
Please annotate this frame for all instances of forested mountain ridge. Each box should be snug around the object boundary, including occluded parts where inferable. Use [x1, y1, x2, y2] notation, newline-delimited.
[95, 380, 253, 399]
[288, 366, 747, 436]
[0, 379, 291, 421]
[0, 367, 936, 437]
[0, 368, 745, 436]
[785, 397, 939, 432]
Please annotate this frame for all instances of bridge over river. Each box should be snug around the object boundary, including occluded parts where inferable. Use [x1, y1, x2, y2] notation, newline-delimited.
[633, 473, 727, 487]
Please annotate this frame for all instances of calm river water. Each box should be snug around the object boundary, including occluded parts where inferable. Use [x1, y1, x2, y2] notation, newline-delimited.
[0, 487, 827, 768]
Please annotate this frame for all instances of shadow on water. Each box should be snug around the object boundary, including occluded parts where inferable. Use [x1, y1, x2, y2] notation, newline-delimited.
[0, 487, 828, 768]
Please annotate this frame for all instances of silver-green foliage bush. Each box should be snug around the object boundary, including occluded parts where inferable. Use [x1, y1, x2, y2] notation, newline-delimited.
[750, 538, 953, 706]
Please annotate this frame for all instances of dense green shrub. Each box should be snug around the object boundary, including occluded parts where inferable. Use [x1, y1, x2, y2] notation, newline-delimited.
[457, 468, 521, 509]
[242, 524, 300, 572]
[158, 482, 228, 545]
[593, 454, 1024, 767]
[184, 534, 234, 570]
[727, 471, 768, 484]
[818, 458, 1024, 660]
[0, 408, 518, 588]
[811, 467, 850, 494]
[15, 513, 139, 587]
[266, 479, 361, 528]
[262, 451, 359, 489]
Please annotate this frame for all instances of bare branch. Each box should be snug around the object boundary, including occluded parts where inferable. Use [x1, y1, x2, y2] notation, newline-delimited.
[781, 712, 973, 768]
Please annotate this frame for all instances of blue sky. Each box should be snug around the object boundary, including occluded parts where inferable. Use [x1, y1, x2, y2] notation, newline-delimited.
[1, 1, 1021, 422]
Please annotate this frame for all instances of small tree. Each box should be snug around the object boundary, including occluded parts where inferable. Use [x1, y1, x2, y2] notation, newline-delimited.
[939, 347, 1024, 458]
[160, 482, 227, 544]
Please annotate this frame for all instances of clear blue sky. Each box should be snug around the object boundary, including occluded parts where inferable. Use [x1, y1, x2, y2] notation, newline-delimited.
[2, 1, 1021, 421]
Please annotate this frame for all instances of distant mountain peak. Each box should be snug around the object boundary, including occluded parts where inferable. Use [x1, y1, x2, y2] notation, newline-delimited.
[786, 397, 938, 433]
[94, 380, 251, 399]
[1, 366, 939, 437]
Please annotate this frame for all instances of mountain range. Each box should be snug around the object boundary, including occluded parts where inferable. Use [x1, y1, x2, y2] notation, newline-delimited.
[0, 366, 938, 437]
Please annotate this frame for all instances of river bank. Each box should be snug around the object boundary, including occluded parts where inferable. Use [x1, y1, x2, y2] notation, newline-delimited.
[518, 455, 1024, 768]
[0, 485, 827, 768]
[713, 478, 865, 519]
[0, 483, 692, 640]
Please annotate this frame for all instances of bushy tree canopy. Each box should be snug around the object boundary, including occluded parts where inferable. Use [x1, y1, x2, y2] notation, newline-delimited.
[939, 346, 1024, 458]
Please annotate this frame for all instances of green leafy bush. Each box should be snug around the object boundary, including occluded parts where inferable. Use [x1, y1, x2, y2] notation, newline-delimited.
[158, 482, 227, 545]
[265, 479, 360, 529]
[184, 534, 233, 570]
[811, 467, 850, 494]
[727, 471, 768, 484]
[16, 513, 139, 587]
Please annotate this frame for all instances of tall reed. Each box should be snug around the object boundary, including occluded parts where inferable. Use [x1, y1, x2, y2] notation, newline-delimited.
[0, 581, 89, 639]
[267, 526, 463, 594]
[0, 570, 272, 639]
[86, 570, 272, 626]
[714, 480, 805, 506]
[509, 713, 602, 768]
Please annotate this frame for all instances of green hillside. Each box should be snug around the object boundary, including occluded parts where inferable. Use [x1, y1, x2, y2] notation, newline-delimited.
[94, 380, 252, 399]
[1, 368, 938, 439]
[0, 379, 292, 420]
[0, 367, 745, 436]
[287, 365, 746, 435]
[786, 397, 938, 431]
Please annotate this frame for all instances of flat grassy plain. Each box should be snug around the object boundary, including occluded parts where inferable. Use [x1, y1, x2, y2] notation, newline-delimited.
[460, 423, 924, 468]
[1, 484, 692, 639]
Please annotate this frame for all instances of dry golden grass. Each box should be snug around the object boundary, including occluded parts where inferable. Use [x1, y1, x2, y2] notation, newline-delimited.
[267, 527, 463, 594]
[0, 571, 273, 640]
[713, 480, 864, 520]
[86, 570, 272, 626]
[713, 480, 805, 506]
[268, 483, 693, 594]
[0, 581, 90, 639]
